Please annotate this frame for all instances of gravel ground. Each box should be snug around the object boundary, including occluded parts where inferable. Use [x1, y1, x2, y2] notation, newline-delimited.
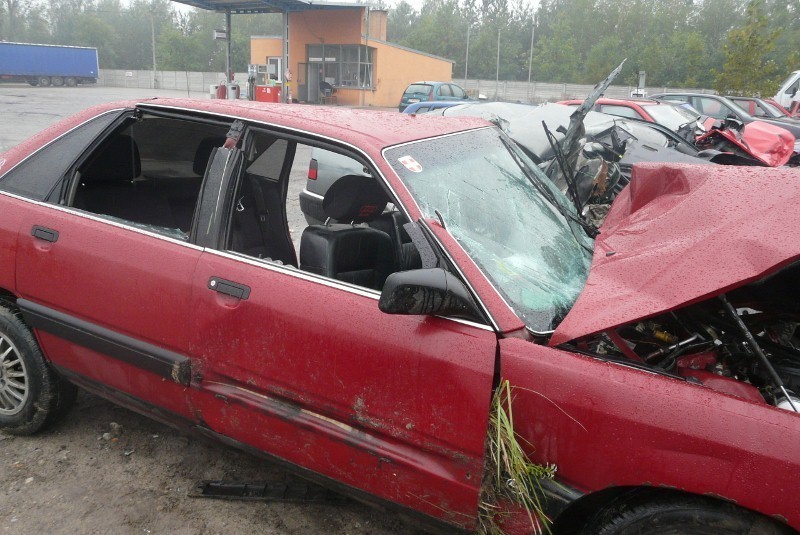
[0, 84, 421, 535]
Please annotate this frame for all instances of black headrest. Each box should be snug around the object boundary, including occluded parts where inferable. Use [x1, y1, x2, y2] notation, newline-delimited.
[322, 175, 388, 223]
[82, 135, 140, 183]
[193, 136, 227, 175]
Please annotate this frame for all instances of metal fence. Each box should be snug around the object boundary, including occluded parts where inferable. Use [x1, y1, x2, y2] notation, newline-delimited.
[98, 69, 716, 103]
[99, 69, 247, 96]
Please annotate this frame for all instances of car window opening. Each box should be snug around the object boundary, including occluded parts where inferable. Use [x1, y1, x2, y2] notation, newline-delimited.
[70, 113, 230, 240]
[226, 135, 423, 293]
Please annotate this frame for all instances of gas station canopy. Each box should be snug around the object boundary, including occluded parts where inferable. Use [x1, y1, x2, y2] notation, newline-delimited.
[171, 0, 364, 14]
[169, 0, 367, 95]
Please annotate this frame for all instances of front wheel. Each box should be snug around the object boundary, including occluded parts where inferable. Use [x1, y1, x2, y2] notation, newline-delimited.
[64, 77, 77, 87]
[583, 493, 794, 535]
[0, 305, 77, 435]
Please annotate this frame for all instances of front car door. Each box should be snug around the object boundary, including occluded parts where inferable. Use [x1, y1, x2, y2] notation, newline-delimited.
[186, 126, 498, 529]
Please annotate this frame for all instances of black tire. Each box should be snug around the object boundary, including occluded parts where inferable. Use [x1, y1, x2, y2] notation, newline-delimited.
[583, 493, 794, 535]
[38, 76, 51, 87]
[51, 76, 64, 87]
[65, 77, 77, 87]
[0, 305, 77, 436]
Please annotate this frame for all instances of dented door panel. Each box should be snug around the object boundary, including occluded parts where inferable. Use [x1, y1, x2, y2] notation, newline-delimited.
[187, 251, 497, 529]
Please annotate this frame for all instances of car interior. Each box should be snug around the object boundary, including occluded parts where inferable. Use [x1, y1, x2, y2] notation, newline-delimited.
[69, 112, 421, 292]
[71, 115, 228, 239]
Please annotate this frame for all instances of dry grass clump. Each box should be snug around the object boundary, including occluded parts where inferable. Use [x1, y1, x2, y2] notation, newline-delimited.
[478, 380, 557, 535]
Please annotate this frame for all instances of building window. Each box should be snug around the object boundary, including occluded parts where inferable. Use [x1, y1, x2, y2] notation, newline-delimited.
[307, 44, 375, 89]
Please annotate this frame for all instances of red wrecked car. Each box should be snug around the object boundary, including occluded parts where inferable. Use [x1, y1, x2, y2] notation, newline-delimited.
[559, 97, 797, 167]
[0, 99, 798, 534]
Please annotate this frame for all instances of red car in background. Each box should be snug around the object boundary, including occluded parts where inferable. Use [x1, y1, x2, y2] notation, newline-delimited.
[0, 99, 799, 534]
[560, 96, 797, 166]
[557, 97, 702, 136]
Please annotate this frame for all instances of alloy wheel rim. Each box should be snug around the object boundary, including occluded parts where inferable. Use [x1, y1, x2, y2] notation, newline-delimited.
[0, 333, 28, 416]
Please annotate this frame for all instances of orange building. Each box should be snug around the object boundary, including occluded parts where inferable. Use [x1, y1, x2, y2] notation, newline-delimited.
[250, 7, 454, 107]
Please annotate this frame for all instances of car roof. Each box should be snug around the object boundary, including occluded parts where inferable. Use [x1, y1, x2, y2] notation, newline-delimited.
[559, 97, 670, 107]
[95, 98, 491, 150]
[727, 96, 762, 102]
[407, 81, 461, 86]
[653, 92, 724, 99]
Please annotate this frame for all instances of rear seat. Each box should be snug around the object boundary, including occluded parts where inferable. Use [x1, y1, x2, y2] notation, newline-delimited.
[74, 135, 176, 230]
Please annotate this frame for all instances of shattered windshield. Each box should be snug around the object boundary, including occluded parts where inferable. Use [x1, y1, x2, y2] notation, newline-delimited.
[385, 127, 594, 332]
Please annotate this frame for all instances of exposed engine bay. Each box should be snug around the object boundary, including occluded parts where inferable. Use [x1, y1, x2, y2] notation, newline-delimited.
[574, 267, 800, 413]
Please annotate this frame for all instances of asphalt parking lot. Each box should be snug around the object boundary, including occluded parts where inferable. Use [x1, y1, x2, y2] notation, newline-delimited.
[0, 84, 212, 152]
[0, 84, 414, 535]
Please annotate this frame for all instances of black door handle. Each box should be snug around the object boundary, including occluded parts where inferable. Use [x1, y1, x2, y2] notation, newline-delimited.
[31, 225, 59, 243]
[208, 277, 251, 300]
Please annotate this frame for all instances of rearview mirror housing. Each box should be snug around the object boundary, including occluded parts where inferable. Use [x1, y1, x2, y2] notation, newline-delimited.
[379, 268, 484, 322]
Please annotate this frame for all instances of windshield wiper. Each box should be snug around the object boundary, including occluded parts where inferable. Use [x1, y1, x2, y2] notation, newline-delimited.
[541, 125, 600, 239]
[500, 136, 597, 248]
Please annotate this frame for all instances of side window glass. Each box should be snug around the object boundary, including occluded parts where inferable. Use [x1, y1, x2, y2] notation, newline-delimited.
[439, 85, 453, 97]
[452, 85, 466, 99]
[227, 133, 421, 292]
[0, 111, 119, 201]
[695, 98, 723, 118]
[70, 113, 229, 241]
[718, 103, 735, 119]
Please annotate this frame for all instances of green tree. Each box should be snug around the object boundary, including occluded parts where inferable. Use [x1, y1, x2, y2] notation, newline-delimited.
[2, 0, 37, 41]
[713, 0, 780, 95]
[387, 0, 418, 44]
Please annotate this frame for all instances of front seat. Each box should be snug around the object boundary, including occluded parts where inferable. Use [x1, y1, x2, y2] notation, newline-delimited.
[299, 175, 393, 290]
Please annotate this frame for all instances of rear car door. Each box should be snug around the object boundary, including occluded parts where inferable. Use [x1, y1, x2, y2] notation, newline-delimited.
[14, 108, 231, 424]
[187, 128, 498, 530]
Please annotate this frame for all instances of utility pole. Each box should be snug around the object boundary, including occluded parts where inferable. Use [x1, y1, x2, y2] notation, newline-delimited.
[464, 24, 470, 90]
[495, 30, 500, 101]
[527, 17, 534, 102]
[225, 10, 232, 84]
[150, 4, 158, 89]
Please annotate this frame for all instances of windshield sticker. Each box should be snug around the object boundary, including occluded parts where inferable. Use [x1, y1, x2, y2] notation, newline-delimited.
[399, 155, 422, 173]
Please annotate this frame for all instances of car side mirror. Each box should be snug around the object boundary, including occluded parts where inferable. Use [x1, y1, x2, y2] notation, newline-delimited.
[379, 268, 483, 321]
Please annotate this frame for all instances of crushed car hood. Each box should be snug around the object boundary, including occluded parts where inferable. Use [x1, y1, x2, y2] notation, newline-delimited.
[698, 118, 795, 167]
[550, 162, 800, 346]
